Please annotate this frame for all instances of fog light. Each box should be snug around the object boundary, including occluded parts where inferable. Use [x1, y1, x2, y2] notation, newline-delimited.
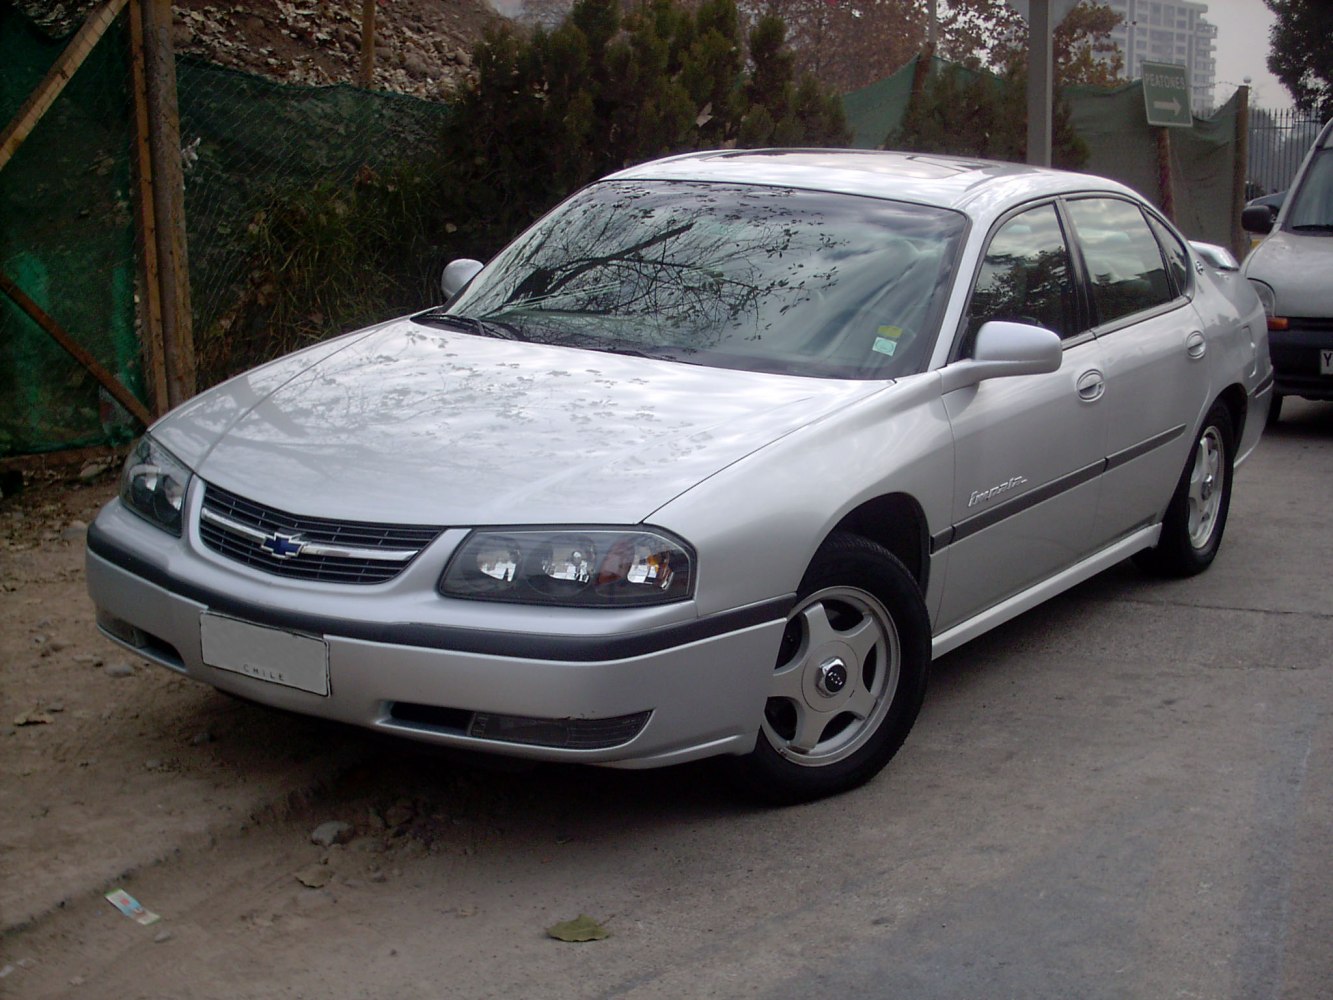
[96, 609, 148, 648]
[468, 710, 651, 750]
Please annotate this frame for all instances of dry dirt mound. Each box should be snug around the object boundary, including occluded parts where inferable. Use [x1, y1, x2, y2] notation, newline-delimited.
[16, 0, 507, 100]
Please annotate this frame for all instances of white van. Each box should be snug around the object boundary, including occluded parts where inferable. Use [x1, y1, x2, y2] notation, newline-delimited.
[1242, 118, 1333, 421]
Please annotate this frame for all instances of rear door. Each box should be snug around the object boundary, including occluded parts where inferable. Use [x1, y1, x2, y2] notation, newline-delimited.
[1062, 197, 1211, 542]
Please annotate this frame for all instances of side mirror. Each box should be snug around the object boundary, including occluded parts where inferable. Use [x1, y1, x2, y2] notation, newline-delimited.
[440, 259, 484, 301]
[940, 321, 1062, 393]
[1240, 205, 1275, 235]
[1189, 241, 1240, 271]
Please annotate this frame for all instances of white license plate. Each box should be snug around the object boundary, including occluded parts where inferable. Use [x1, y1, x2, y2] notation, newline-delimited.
[1321, 349, 1333, 375]
[200, 613, 329, 696]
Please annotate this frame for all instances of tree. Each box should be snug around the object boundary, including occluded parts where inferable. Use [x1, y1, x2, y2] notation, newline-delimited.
[1266, 0, 1333, 117]
[940, 0, 1124, 87]
[888, 60, 1088, 168]
[755, 1, 928, 93]
[441, 0, 850, 257]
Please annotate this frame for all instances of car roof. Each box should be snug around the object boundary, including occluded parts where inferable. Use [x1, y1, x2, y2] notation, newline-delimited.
[606, 148, 1141, 216]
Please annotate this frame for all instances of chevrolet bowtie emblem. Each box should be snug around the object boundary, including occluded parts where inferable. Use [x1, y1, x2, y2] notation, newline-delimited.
[259, 532, 306, 559]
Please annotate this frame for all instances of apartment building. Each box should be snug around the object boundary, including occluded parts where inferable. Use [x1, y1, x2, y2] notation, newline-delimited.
[1101, 0, 1218, 112]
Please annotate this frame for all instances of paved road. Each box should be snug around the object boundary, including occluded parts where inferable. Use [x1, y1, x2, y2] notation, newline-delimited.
[6, 400, 1331, 999]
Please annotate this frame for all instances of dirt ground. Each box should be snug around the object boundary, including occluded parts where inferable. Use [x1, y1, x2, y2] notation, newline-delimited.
[0, 453, 360, 937]
[0, 453, 728, 995]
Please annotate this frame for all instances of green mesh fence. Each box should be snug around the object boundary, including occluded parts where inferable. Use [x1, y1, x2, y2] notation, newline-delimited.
[176, 58, 453, 383]
[0, 3, 453, 458]
[0, 3, 140, 456]
[842, 63, 1243, 248]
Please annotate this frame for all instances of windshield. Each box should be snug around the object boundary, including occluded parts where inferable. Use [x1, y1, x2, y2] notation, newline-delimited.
[430, 180, 966, 379]
[1285, 147, 1333, 232]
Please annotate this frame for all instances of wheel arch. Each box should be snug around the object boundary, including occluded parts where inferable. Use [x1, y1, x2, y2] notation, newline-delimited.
[820, 492, 930, 594]
[1216, 382, 1248, 442]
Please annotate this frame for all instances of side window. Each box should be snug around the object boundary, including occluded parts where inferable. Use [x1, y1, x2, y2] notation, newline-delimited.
[1065, 198, 1173, 325]
[1146, 214, 1191, 297]
[965, 203, 1078, 349]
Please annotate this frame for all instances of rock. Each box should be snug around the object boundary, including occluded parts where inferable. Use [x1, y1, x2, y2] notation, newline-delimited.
[14, 711, 54, 726]
[61, 521, 88, 542]
[384, 800, 415, 829]
[191, 730, 214, 746]
[310, 820, 354, 847]
[78, 460, 111, 481]
[153, 929, 173, 943]
[74, 654, 104, 666]
[105, 662, 135, 678]
[295, 864, 333, 889]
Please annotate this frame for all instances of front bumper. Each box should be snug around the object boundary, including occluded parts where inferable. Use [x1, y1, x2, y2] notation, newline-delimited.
[1269, 321, 1333, 399]
[86, 501, 790, 768]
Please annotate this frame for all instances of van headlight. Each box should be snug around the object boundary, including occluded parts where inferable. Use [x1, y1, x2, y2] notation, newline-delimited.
[440, 528, 694, 607]
[120, 436, 193, 536]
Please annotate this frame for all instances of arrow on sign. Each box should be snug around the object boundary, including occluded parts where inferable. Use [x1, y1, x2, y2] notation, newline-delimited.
[1153, 97, 1182, 116]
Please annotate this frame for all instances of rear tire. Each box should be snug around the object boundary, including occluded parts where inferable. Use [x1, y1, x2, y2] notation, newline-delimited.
[729, 533, 930, 805]
[1135, 401, 1234, 577]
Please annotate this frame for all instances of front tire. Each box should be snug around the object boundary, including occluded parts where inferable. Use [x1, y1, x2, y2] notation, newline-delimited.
[1135, 400, 1234, 577]
[730, 534, 930, 805]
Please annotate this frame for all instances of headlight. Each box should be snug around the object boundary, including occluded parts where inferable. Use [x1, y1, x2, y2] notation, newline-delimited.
[1248, 278, 1276, 318]
[440, 528, 694, 607]
[120, 436, 193, 536]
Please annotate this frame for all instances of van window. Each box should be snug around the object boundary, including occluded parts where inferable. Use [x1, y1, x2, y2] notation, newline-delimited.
[1286, 150, 1333, 232]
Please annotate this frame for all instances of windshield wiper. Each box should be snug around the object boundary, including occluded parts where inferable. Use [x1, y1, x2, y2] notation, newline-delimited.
[412, 309, 521, 339]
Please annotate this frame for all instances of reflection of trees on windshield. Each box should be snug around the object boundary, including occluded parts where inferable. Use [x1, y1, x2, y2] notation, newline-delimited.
[495, 185, 843, 345]
[447, 181, 965, 379]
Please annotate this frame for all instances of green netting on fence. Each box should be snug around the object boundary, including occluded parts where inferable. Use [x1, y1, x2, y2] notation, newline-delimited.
[841, 66, 1242, 247]
[0, 4, 453, 457]
[1066, 82, 1239, 248]
[0, 3, 139, 456]
[842, 57, 917, 150]
[176, 58, 454, 384]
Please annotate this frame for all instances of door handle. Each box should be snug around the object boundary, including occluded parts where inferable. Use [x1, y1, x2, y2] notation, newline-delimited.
[1077, 369, 1105, 402]
[1186, 330, 1207, 359]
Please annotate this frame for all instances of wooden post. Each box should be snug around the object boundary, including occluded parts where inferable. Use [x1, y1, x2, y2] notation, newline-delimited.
[139, 0, 196, 407]
[359, 0, 377, 88]
[128, 0, 169, 416]
[1231, 84, 1250, 260]
[1156, 127, 1175, 222]
[0, 0, 128, 173]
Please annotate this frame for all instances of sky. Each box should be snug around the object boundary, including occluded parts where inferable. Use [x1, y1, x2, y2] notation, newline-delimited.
[1204, 0, 1287, 109]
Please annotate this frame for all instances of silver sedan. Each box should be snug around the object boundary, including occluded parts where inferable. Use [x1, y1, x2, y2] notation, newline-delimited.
[87, 150, 1272, 803]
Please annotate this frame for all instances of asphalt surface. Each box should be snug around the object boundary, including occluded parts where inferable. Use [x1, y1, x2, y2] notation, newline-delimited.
[4, 398, 1330, 999]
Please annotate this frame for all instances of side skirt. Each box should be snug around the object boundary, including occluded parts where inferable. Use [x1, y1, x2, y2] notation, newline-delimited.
[931, 524, 1161, 659]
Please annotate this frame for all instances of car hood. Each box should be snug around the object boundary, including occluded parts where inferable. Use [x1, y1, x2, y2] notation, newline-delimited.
[1244, 229, 1333, 317]
[154, 318, 884, 525]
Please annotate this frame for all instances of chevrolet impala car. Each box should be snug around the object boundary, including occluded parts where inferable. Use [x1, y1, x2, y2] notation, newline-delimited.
[87, 150, 1272, 803]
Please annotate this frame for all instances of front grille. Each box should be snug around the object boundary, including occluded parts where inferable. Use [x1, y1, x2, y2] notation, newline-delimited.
[199, 483, 443, 584]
